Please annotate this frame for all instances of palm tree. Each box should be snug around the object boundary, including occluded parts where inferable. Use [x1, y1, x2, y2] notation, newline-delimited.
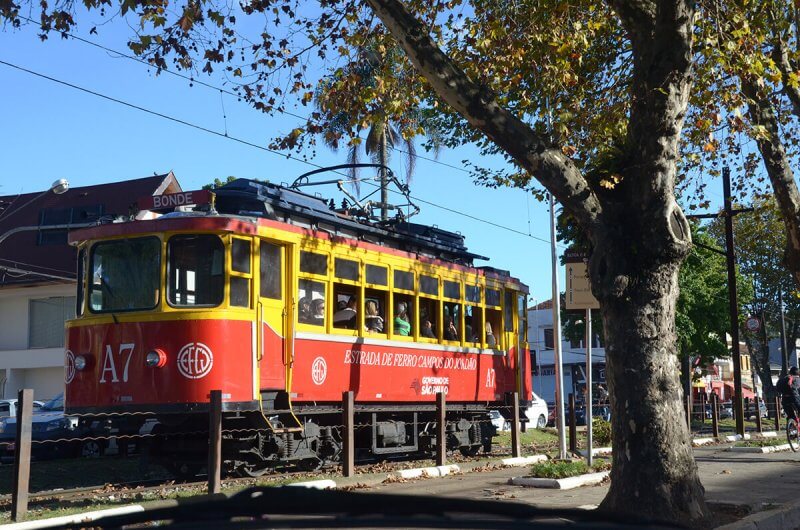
[315, 45, 437, 220]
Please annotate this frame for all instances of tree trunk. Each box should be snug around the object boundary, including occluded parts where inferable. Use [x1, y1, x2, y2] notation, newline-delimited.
[590, 205, 706, 522]
[379, 130, 389, 221]
[741, 77, 800, 287]
[364, 0, 708, 523]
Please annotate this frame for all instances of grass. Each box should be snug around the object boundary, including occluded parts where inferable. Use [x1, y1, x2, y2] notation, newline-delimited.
[494, 428, 559, 449]
[735, 438, 788, 448]
[0, 456, 170, 495]
[527, 459, 610, 479]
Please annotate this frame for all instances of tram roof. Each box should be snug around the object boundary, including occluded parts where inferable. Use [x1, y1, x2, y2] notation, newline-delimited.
[213, 179, 490, 267]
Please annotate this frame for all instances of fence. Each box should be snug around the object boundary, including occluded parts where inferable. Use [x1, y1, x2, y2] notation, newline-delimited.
[5, 387, 775, 522]
[3, 388, 532, 522]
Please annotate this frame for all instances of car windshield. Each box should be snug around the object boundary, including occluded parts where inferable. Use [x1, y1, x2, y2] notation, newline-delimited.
[40, 394, 64, 412]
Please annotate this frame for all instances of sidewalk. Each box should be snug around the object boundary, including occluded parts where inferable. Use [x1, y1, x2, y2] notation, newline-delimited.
[351, 445, 800, 527]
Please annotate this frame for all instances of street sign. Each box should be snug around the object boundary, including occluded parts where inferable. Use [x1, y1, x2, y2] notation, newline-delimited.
[138, 190, 213, 211]
[564, 248, 600, 310]
[745, 316, 761, 333]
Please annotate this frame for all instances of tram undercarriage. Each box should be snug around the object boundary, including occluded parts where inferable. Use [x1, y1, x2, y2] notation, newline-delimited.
[145, 403, 497, 478]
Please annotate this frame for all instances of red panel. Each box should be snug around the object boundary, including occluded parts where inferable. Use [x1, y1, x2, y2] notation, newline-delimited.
[259, 322, 286, 389]
[291, 337, 516, 403]
[65, 319, 254, 408]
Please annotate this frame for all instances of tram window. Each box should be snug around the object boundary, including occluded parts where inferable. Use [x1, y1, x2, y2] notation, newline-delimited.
[443, 302, 461, 342]
[505, 290, 514, 331]
[333, 286, 358, 329]
[394, 269, 414, 291]
[167, 235, 224, 307]
[366, 264, 388, 286]
[260, 242, 281, 300]
[420, 275, 438, 296]
[465, 284, 481, 304]
[443, 280, 460, 300]
[298, 279, 325, 326]
[419, 297, 438, 340]
[466, 305, 482, 345]
[486, 288, 501, 307]
[230, 277, 250, 307]
[76, 248, 85, 316]
[300, 251, 327, 276]
[335, 258, 359, 281]
[486, 308, 501, 348]
[232, 239, 251, 274]
[90, 236, 161, 313]
[393, 294, 413, 337]
[364, 288, 386, 333]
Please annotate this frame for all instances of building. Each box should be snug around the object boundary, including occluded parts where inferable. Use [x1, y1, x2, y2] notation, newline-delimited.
[0, 173, 181, 400]
[528, 299, 606, 405]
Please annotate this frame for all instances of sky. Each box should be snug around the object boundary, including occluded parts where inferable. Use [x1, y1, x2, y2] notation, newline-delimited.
[0, 18, 564, 303]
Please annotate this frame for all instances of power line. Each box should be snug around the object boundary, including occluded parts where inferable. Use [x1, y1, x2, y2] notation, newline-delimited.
[0, 58, 557, 246]
[18, 16, 474, 176]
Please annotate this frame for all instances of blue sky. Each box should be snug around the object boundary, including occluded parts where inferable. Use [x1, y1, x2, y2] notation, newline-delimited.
[0, 19, 563, 302]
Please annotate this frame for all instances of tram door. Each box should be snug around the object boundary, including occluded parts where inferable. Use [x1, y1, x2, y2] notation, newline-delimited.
[258, 240, 289, 389]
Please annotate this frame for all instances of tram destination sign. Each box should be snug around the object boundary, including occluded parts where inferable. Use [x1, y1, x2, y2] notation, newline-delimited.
[139, 190, 212, 211]
[564, 248, 600, 311]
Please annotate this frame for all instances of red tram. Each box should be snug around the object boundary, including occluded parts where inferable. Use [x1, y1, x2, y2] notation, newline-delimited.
[64, 178, 531, 476]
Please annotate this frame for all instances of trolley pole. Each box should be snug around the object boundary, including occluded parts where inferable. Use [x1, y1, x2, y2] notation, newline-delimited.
[550, 194, 567, 459]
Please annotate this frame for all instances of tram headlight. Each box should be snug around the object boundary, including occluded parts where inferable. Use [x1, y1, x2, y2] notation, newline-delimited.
[146, 349, 167, 368]
[74, 355, 87, 371]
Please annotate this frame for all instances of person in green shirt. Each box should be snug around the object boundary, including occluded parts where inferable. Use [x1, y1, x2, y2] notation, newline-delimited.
[394, 301, 411, 336]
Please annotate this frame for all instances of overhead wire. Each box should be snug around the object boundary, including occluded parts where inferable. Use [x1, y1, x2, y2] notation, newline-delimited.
[0, 58, 559, 247]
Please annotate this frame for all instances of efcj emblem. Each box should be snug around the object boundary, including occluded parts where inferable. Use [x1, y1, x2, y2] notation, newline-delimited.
[311, 357, 327, 385]
[65, 350, 76, 384]
[177, 343, 214, 379]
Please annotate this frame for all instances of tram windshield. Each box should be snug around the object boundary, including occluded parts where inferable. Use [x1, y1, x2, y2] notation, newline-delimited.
[90, 237, 161, 313]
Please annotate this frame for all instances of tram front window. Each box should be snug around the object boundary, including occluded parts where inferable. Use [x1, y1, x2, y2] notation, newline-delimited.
[168, 235, 225, 307]
[90, 237, 161, 313]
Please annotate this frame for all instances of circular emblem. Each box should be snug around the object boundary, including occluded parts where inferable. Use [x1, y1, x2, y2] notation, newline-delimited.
[311, 357, 327, 385]
[65, 350, 75, 384]
[745, 316, 761, 333]
[177, 343, 214, 379]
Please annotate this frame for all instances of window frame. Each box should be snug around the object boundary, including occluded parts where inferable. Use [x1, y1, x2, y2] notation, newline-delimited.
[89, 235, 163, 314]
[165, 233, 225, 309]
[229, 236, 253, 309]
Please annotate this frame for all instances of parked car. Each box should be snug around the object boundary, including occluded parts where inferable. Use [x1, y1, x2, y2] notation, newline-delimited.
[0, 393, 108, 461]
[720, 402, 734, 419]
[524, 392, 549, 429]
[575, 405, 612, 426]
[0, 399, 45, 418]
[488, 410, 509, 432]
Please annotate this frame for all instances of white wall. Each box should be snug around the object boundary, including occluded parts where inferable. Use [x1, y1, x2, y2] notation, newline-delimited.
[0, 283, 73, 399]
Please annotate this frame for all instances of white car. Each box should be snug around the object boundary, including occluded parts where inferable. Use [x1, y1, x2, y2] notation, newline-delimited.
[489, 410, 510, 431]
[0, 399, 45, 418]
[524, 392, 549, 429]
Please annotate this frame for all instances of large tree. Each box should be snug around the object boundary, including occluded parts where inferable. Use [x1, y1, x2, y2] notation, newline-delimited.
[2, 0, 716, 523]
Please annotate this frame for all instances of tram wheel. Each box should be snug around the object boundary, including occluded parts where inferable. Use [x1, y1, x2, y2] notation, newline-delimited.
[168, 460, 203, 480]
[239, 464, 271, 478]
[459, 445, 481, 457]
[296, 457, 323, 472]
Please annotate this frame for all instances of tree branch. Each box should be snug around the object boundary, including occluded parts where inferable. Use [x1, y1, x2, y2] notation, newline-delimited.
[362, 0, 602, 229]
[773, 37, 800, 118]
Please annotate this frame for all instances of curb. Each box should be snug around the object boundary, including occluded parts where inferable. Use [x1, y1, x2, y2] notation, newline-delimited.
[577, 447, 612, 457]
[716, 500, 800, 529]
[0, 505, 145, 530]
[498, 455, 548, 466]
[508, 471, 609, 490]
[287, 479, 337, 489]
[396, 464, 460, 479]
[693, 437, 716, 446]
[724, 444, 792, 454]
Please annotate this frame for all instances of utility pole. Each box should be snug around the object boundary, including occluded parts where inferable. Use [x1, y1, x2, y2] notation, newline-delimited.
[687, 166, 752, 437]
[550, 194, 567, 459]
[722, 166, 745, 436]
